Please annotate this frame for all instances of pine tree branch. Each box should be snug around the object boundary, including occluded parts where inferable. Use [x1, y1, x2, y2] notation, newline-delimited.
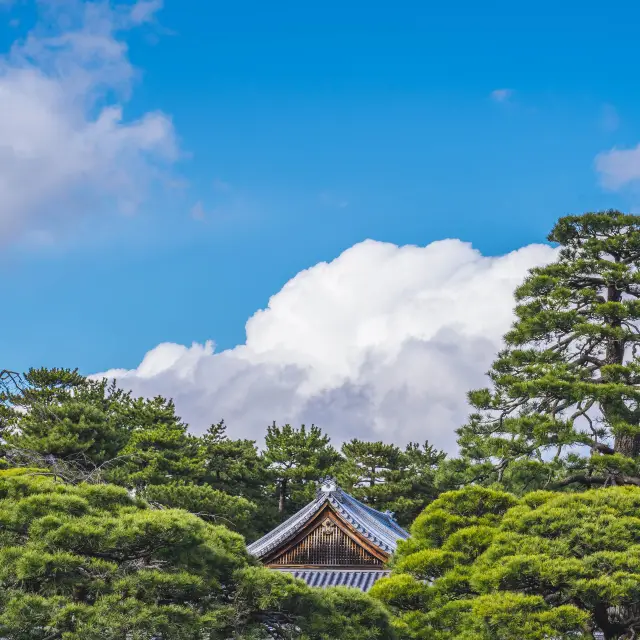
[590, 442, 616, 455]
[551, 473, 640, 488]
[550, 474, 608, 488]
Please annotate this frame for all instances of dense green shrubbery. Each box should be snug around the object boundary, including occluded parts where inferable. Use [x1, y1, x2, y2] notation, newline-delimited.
[0, 469, 394, 639]
[371, 485, 640, 639]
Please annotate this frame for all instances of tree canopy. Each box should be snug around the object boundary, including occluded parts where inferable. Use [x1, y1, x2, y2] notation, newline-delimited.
[458, 211, 640, 490]
[0, 368, 448, 536]
[340, 439, 445, 527]
[371, 484, 640, 639]
[264, 422, 341, 516]
[2, 368, 134, 466]
[0, 469, 395, 640]
[0, 371, 268, 538]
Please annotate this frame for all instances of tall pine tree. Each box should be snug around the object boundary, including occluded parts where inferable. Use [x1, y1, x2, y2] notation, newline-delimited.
[2, 368, 134, 466]
[264, 423, 340, 516]
[200, 420, 266, 502]
[458, 211, 640, 489]
[341, 439, 445, 526]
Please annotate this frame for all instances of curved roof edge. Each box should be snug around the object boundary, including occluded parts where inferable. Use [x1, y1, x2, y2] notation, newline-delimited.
[277, 568, 390, 592]
[247, 478, 409, 559]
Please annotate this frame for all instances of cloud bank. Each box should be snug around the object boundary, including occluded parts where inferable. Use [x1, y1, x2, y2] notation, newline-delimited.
[0, 0, 177, 243]
[96, 239, 557, 452]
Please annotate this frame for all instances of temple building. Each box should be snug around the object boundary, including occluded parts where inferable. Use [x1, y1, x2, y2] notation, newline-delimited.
[247, 478, 410, 592]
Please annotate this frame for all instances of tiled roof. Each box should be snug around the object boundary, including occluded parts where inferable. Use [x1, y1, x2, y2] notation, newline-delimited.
[278, 568, 390, 592]
[247, 478, 410, 559]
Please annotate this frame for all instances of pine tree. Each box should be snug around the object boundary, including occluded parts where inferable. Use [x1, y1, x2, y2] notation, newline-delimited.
[458, 211, 640, 489]
[394, 441, 447, 524]
[341, 439, 404, 488]
[141, 482, 259, 537]
[200, 420, 266, 502]
[111, 395, 203, 489]
[372, 485, 640, 640]
[341, 439, 445, 526]
[263, 423, 340, 516]
[3, 368, 134, 465]
[0, 469, 395, 639]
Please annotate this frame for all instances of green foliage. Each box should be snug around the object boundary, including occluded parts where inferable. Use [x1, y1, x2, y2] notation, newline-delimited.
[112, 396, 202, 489]
[372, 484, 640, 639]
[233, 567, 395, 639]
[308, 587, 396, 640]
[264, 422, 341, 516]
[0, 469, 248, 638]
[141, 482, 258, 537]
[198, 421, 278, 534]
[0, 368, 444, 535]
[340, 439, 446, 526]
[0, 375, 272, 536]
[458, 211, 640, 490]
[200, 421, 267, 502]
[3, 368, 134, 465]
[0, 470, 394, 639]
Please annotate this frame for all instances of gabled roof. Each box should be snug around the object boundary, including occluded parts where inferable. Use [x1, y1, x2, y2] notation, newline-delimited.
[247, 478, 410, 560]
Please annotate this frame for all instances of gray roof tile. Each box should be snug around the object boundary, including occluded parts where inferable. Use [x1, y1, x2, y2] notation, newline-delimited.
[277, 569, 391, 592]
[247, 479, 409, 559]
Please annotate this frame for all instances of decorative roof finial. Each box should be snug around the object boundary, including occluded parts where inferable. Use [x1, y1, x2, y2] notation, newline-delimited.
[318, 477, 338, 494]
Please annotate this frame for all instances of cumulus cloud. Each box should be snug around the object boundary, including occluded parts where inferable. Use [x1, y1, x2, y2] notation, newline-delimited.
[595, 144, 640, 190]
[95, 239, 557, 452]
[0, 0, 177, 243]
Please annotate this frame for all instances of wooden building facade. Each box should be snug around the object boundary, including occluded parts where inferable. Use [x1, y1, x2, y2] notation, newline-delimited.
[247, 478, 409, 591]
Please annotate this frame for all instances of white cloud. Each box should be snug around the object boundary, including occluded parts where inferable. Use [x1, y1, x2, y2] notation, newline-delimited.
[490, 88, 514, 103]
[0, 0, 177, 244]
[129, 0, 163, 25]
[95, 239, 557, 452]
[595, 144, 640, 190]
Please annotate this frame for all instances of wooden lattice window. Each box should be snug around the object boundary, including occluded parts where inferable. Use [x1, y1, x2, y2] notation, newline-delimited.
[269, 517, 383, 566]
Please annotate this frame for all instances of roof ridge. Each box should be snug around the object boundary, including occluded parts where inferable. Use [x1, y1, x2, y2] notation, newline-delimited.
[247, 481, 409, 560]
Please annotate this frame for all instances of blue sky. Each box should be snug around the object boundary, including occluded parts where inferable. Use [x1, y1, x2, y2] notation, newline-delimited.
[0, 0, 639, 444]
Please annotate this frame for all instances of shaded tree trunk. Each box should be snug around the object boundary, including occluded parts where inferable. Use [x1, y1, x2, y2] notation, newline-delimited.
[593, 602, 623, 640]
[604, 283, 640, 459]
[614, 434, 640, 458]
[278, 478, 287, 514]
